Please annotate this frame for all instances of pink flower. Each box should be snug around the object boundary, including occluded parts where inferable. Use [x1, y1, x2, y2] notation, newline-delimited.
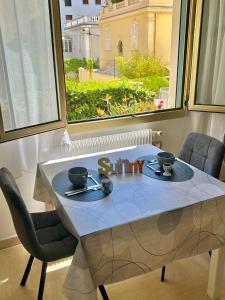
[157, 104, 162, 109]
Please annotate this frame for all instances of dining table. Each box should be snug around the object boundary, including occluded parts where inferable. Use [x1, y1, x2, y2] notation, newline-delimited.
[34, 144, 225, 300]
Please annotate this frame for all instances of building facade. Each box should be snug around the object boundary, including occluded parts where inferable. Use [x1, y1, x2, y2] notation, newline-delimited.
[60, 0, 103, 59]
[99, 0, 173, 69]
[63, 16, 100, 60]
[59, 0, 104, 30]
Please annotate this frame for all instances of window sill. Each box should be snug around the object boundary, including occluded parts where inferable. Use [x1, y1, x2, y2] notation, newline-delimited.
[67, 109, 185, 135]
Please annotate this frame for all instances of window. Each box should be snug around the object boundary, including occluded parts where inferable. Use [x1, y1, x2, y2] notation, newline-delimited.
[65, 15, 72, 21]
[0, 0, 66, 142]
[189, 0, 225, 113]
[83, 0, 89, 5]
[95, 0, 101, 5]
[117, 40, 123, 55]
[63, 38, 72, 53]
[65, 0, 72, 6]
[105, 28, 110, 50]
[59, 0, 188, 123]
[131, 22, 138, 50]
[1, 0, 191, 142]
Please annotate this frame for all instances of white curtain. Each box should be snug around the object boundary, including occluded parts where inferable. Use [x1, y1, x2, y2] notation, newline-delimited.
[0, 0, 59, 131]
[196, 0, 225, 105]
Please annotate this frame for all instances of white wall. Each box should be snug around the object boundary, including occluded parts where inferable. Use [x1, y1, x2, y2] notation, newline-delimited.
[64, 26, 100, 60]
[0, 111, 223, 242]
[0, 129, 67, 241]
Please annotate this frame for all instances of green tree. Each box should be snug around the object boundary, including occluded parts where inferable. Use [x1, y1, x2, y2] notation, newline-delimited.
[116, 51, 169, 79]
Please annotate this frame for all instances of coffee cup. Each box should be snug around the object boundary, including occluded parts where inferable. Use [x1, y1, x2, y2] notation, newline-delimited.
[68, 167, 88, 188]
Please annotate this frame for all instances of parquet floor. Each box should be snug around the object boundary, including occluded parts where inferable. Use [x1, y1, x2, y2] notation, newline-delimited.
[0, 244, 225, 300]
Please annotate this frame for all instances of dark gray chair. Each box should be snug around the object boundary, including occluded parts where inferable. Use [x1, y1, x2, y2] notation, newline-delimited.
[161, 132, 225, 282]
[0, 168, 109, 300]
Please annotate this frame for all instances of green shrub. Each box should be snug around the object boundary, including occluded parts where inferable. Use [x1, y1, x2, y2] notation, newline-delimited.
[64, 58, 86, 74]
[64, 58, 99, 74]
[66, 76, 168, 121]
[66, 78, 155, 120]
[117, 52, 169, 79]
[132, 76, 169, 92]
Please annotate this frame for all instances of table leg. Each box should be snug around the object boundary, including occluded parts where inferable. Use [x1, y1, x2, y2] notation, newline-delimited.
[207, 246, 225, 300]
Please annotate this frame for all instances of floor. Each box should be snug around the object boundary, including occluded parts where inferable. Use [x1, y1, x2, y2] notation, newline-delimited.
[0, 245, 225, 300]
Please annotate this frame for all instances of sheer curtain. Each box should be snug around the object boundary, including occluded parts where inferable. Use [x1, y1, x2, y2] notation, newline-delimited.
[0, 0, 59, 131]
[196, 0, 225, 105]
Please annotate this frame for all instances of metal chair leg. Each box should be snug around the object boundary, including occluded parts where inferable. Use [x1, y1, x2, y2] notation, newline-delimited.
[161, 266, 166, 282]
[38, 262, 48, 300]
[20, 255, 34, 286]
[99, 285, 109, 300]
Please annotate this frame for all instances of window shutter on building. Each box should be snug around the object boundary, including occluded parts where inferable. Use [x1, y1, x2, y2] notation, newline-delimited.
[131, 22, 138, 49]
[105, 28, 110, 50]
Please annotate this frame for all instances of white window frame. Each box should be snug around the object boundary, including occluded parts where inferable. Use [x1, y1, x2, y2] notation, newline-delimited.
[131, 21, 138, 50]
[63, 38, 72, 53]
[0, 0, 66, 143]
[105, 27, 111, 50]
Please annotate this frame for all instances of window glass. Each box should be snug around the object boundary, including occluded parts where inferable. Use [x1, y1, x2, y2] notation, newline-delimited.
[65, 0, 72, 6]
[195, 0, 225, 107]
[0, 0, 60, 132]
[96, 0, 101, 4]
[66, 15, 73, 21]
[83, 0, 89, 5]
[59, 0, 187, 123]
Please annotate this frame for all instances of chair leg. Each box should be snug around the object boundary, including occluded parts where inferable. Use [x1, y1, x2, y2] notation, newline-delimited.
[209, 251, 212, 257]
[99, 285, 109, 300]
[161, 266, 166, 282]
[38, 262, 48, 300]
[20, 255, 34, 286]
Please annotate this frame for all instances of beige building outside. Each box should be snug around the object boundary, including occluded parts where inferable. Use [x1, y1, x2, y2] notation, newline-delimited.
[99, 0, 173, 70]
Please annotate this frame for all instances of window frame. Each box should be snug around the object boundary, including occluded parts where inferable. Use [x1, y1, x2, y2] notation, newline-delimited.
[67, 0, 189, 129]
[63, 37, 72, 53]
[188, 0, 225, 113]
[0, 0, 190, 142]
[0, 0, 67, 143]
[105, 27, 111, 50]
[131, 21, 138, 50]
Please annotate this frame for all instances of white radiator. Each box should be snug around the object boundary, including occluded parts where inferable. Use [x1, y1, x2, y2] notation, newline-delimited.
[69, 129, 161, 156]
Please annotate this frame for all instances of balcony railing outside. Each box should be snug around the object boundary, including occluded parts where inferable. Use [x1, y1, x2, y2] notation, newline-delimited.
[65, 16, 99, 29]
[100, 0, 173, 16]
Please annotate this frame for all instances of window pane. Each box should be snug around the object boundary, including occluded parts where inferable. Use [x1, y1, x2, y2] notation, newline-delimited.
[0, 0, 59, 132]
[65, 0, 72, 6]
[195, 0, 225, 106]
[59, 0, 186, 122]
[66, 14, 73, 21]
[83, 0, 89, 5]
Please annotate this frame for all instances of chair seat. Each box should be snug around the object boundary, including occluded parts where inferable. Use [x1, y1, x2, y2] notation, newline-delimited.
[31, 210, 78, 262]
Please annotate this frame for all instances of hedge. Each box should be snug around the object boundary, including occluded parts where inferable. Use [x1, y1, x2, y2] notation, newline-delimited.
[66, 76, 169, 121]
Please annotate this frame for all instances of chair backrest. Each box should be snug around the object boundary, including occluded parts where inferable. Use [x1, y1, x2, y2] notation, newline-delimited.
[0, 168, 41, 258]
[179, 132, 225, 178]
